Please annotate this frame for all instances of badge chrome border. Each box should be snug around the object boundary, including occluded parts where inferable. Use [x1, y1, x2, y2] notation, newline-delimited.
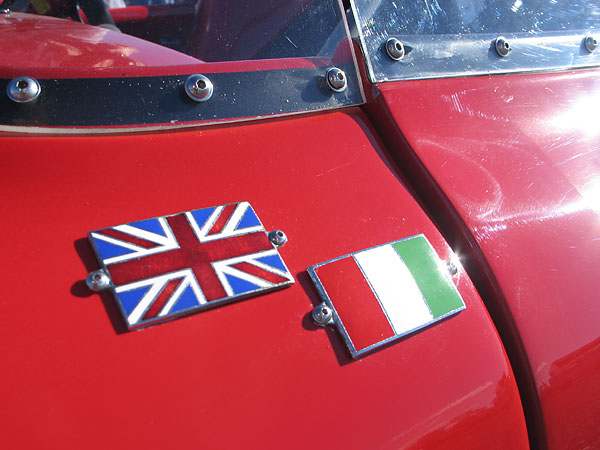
[307, 234, 466, 358]
[87, 202, 295, 330]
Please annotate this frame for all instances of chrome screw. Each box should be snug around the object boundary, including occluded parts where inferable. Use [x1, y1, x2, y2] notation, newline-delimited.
[268, 230, 288, 247]
[326, 67, 347, 93]
[86, 270, 111, 292]
[7, 76, 41, 103]
[184, 74, 214, 102]
[445, 260, 458, 276]
[585, 35, 598, 53]
[494, 36, 511, 57]
[312, 302, 333, 325]
[385, 37, 405, 61]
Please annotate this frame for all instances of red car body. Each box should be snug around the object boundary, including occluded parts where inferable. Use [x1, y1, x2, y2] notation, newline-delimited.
[0, 4, 598, 449]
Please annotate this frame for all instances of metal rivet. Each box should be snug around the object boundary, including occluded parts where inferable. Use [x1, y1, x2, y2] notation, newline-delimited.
[326, 67, 347, 93]
[86, 270, 111, 292]
[494, 36, 511, 57]
[585, 35, 598, 53]
[268, 229, 288, 247]
[445, 260, 458, 276]
[385, 37, 405, 61]
[184, 74, 213, 102]
[7, 76, 41, 103]
[312, 302, 334, 325]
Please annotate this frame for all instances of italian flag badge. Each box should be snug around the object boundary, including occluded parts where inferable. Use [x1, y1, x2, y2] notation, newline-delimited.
[308, 235, 466, 358]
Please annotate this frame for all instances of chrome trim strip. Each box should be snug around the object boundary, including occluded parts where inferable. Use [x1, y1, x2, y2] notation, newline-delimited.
[0, 64, 364, 129]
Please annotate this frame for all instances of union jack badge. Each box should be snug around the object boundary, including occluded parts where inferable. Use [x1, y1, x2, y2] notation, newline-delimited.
[86, 202, 294, 329]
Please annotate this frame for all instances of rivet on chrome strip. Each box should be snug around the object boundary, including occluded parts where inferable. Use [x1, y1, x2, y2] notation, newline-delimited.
[86, 270, 111, 292]
[326, 67, 347, 93]
[385, 37, 405, 61]
[7, 76, 41, 103]
[268, 230, 288, 247]
[494, 36, 511, 57]
[312, 302, 334, 326]
[585, 35, 598, 53]
[184, 74, 214, 102]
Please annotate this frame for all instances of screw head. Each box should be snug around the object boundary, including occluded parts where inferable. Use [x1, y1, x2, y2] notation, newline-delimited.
[585, 35, 598, 53]
[326, 67, 347, 93]
[494, 37, 511, 57]
[184, 74, 214, 102]
[312, 302, 333, 325]
[7, 76, 41, 103]
[268, 229, 288, 247]
[445, 260, 458, 276]
[86, 270, 111, 292]
[385, 37, 405, 61]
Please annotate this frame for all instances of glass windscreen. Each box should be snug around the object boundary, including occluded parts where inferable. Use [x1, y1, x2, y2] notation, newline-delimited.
[351, 0, 600, 81]
[0, 0, 364, 131]
[363, 0, 600, 35]
[7, 0, 348, 62]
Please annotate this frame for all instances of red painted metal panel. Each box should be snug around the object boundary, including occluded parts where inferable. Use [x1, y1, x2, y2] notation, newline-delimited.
[0, 109, 528, 449]
[368, 70, 600, 450]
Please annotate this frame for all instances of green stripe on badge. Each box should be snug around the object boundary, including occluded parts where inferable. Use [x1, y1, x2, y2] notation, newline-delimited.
[392, 236, 464, 319]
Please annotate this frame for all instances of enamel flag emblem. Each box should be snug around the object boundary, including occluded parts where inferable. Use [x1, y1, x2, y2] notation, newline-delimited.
[87, 202, 294, 329]
[308, 235, 465, 358]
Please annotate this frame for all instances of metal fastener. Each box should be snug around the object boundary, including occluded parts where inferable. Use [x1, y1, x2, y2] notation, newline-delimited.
[86, 270, 111, 292]
[385, 37, 405, 61]
[184, 74, 214, 102]
[7, 76, 41, 103]
[268, 230, 288, 247]
[326, 67, 347, 93]
[312, 302, 334, 325]
[445, 260, 458, 276]
[494, 36, 511, 57]
[585, 35, 598, 53]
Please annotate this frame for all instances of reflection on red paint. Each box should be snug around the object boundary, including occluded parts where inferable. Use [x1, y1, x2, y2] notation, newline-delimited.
[401, 374, 524, 450]
[369, 69, 600, 449]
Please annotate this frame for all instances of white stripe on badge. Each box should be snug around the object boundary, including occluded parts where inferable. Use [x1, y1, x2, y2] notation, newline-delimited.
[355, 244, 433, 335]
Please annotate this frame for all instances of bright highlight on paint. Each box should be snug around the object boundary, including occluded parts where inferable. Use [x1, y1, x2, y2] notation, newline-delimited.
[308, 235, 466, 358]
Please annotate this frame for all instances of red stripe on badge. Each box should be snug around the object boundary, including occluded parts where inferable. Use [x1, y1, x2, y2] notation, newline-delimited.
[208, 204, 237, 235]
[314, 256, 395, 352]
[142, 278, 182, 321]
[230, 262, 289, 285]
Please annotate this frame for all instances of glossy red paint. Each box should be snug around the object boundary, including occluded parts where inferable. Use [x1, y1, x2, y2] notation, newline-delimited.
[367, 70, 600, 450]
[0, 110, 528, 449]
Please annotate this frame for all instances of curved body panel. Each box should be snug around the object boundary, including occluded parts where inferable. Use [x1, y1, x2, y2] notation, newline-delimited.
[368, 70, 600, 450]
